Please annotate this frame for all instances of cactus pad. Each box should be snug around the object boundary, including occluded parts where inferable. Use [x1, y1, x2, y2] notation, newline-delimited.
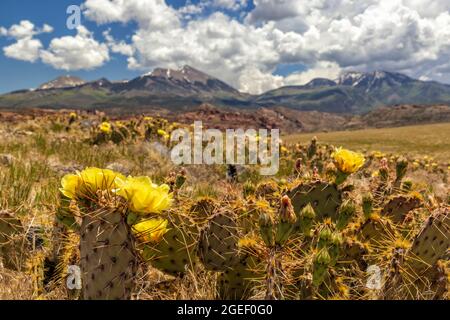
[142, 215, 198, 276]
[381, 194, 422, 224]
[358, 215, 396, 244]
[406, 207, 449, 272]
[217, 254, 261, 300]
[199, 212, 240, 271]
[288, 181, 342, 225]
[80, 206, 138, 300]
[188, 197, 218, 224]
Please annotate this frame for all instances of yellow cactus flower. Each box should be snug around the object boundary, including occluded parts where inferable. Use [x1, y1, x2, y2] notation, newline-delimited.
[132, 218, 169, 244]
[60, 174, 81, 199]
[69, 112, 77, 119]
[332, 147, 365, 174]
[99, 122, 112, 134]
[60, 168, 125, 199]
[80, 168, 124, 194]
[157, 129, 169, 138]
[144, 116, 153, 121]
[115, 176, 172, 214]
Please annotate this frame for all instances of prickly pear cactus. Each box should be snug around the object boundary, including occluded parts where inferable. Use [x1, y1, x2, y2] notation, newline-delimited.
[288, 181, 342, 224]
[199, 211, 240, 271]
[80, 205, 139, 300]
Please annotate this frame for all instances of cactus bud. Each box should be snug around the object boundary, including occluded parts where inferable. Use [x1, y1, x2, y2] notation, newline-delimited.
[279, 195, 296, 224]
[318, 226, 333, 248]
[315, 248, 331, 265]
[313, 248, 331, 286]
[298, 203, 316, 236]
[275, 195, 296, 246]
[329, 232, 342, 264]
[336, 200, 356, 230]
[302, 203, 316, 220]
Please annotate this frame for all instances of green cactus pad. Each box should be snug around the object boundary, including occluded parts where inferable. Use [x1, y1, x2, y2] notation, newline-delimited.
[142, 215, 198, 276]
[217, 254, 261, 300]
[188, 197, 218, 224]
[406, 207, 449, 272]
[381, 194, 422, 224]
[288, 181, 342, 226]
[358, 215, 396, 244]
[80, 206, 138, 300]
[199, 212, 240, 271]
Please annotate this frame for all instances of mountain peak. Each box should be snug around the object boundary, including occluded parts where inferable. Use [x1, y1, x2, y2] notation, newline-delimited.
[337, 70, 414, 90]
[38, 75, 85, 90]
[304, 78, 337, 88]
[141, 65, 214, 86]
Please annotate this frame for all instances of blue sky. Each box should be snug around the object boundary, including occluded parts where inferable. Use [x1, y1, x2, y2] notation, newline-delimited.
[0, 0, 140, 93]
[0, 0, 449, 94]
[0, 0, 265, 93]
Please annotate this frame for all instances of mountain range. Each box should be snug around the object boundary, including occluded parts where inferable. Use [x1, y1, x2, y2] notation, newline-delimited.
[1, 66, 450, 114]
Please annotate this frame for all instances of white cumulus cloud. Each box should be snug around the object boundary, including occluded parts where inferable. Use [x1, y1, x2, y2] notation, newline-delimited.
[84, 0, 179, 30]
[40, 26, 110, 71]
[212, 0, 248, 11]
[0, 20, 53, 62]
[285, 61, 342, 85]
[3, 37, 43, 62]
